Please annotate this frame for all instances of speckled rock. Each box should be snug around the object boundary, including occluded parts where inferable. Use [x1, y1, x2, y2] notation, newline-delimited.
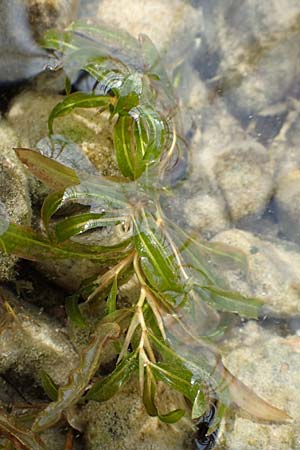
[217, 322, 300, 450]
[211, 228, 300, 315]
[0, 288, 78, 386]
[189, 101, 274, 222]
[26, 0, 79, 41]
[79, 378, 192, 450]
[210, 0, 300, 115]
[166, 170, 230, 239]
[0, 120, 32, 280]
[274, 170, 300, 244]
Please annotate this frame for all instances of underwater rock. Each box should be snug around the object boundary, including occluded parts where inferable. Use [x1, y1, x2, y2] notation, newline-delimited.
[0, 287, 78, 386]
[26, 0, 79, 41]
[218, 322, 300, 450]
[165, 167, 230, 239]
[208, 0, 300, 116]
[0, 121, 32, 281]
[274, 170, 300, 244]
[189, 101, 274, 222]
[79, 378, 191, 450]
[0, 0, 78, 85]
[97, 0, 203, 65]
[212, 229, 300, 315]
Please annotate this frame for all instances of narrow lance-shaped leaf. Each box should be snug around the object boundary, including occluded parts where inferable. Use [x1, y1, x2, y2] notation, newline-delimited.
[0, 223, 131, 262]
[134, 212, 181, 292]
[33, 322, 120, 433]
[41, 371, 59, 402]
[200, 285, 264, 319]
[106, 276, 118, 315]
[53, 213, 123, 243]
[15, 149, 79, 190]
[218, 363, 292, 423]
[86, 351, 137, 401]
[133, 105, 166, 163]
[149, 361, 194, 402]
[48, 92, 112, 134]
[41, 190, 65, 235]
[143, 365, 185, 423]
[192, 387, 207, 420]
[65, 295, 87, 328]
[114, 115, 145, 179]
[143, 365, 158, 417]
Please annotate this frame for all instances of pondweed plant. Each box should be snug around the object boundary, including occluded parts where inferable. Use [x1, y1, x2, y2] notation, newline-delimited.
[0, 22, 291, 449]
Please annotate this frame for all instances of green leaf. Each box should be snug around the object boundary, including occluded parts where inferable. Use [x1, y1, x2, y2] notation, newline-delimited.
[200, 286, 263, 319]
[48, 92, 111, 134]
[142, 365, 158, 417]
[42, 29, 72, 51]
[142, 365, 186, 423]
[114, 115, 145, 179]
[33, 322, 120, 432]
[0, 223, 131, 262]
[106, 276, 118, 314]
[86, 352, 137, 401]
[134, 213, 181, 292]
[41, 371, 59, 401]
[65, 295, 87, 328]
[133, 105, 166, 163]
[54, 213, 122, 242]
[15, 148, 79, 190]
[41, 190, 65, 235]
[159, 409, 185, 423]
[58, 174, 130, 211]
[192, 388, 206, 420]
[149, 362, 194, 401]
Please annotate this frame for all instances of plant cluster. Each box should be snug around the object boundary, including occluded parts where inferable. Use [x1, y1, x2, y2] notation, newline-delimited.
[0, 22, 290, 450]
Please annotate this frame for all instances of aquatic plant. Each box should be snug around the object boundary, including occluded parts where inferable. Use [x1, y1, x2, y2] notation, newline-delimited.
[0, 22, 291, 449]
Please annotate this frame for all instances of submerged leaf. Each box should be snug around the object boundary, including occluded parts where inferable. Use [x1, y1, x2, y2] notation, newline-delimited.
[65, 295, 87, 328]
[159, 409, 185, 424]
[15, 148, 79, 190]
[201, 286, 263, 319]
[54, 213, 122, 242]
[86, 352, 137, 401]
[192, 388, 207, 420]
[218, 363, 292, 423]
[106, 276, 118, 314]
[41, 371, 59, 402]
[134, 213, 181, 293]
[0, 223, 131, 262]
[33, 322, 120, 432]
[48, 92, 112, 134]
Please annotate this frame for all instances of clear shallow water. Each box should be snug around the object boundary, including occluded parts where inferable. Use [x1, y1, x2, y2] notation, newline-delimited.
[1, 1, 300, 449]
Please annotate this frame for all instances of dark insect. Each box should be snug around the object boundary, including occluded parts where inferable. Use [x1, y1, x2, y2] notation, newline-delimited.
[193, 400, 219, 450]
